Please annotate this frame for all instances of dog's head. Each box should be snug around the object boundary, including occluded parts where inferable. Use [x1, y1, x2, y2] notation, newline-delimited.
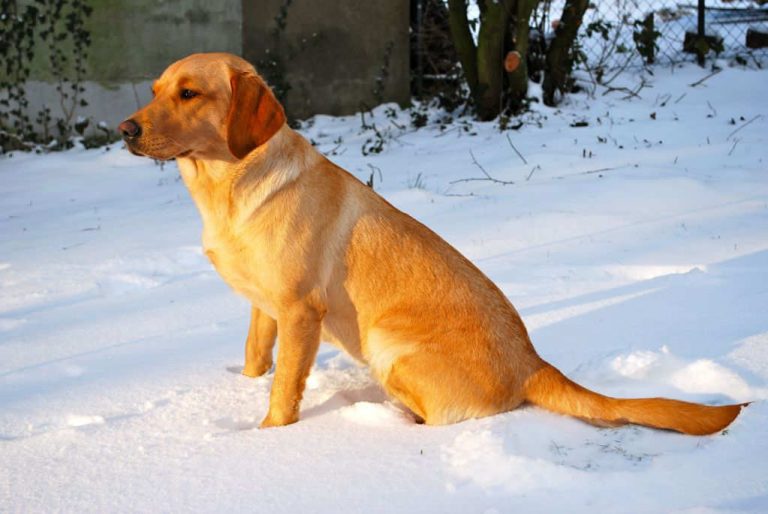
[119, 53, 286, 161]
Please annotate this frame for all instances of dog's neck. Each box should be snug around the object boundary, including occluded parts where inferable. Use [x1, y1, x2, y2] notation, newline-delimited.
[176, 125, 318, 227]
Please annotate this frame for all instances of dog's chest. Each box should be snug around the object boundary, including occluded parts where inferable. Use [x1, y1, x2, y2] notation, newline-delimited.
[201, 224, 274, 310]
[177, 159, 289, 316]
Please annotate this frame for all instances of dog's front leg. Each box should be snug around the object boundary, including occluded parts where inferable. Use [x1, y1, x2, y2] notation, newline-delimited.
[242, 306, 277, 377]
[260, 302, 324, 428]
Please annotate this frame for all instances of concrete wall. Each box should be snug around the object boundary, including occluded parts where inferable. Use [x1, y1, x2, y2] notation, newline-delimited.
[242, 0, 410, 119]
[85, 0, 242, 82]
[23, 80, 155, 135]
[20, 0, 409, 131]
[24, 0, 242, 131]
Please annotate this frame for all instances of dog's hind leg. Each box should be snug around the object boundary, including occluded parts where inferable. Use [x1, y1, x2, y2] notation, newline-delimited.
[382, 351, 523, 426]
[242, 306, 277, 378]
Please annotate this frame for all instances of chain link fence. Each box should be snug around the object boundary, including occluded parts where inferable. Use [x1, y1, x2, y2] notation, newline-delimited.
[409, 1, 768, 100]
[541, 0, 768, 68]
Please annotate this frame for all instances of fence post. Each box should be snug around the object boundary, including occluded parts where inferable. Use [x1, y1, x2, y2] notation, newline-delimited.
[415, 0, 424, 99]
[697, 0, 705, 66]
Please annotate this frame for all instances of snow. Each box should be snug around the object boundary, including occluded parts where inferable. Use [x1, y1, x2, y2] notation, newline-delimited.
[1, 63, 767, 512]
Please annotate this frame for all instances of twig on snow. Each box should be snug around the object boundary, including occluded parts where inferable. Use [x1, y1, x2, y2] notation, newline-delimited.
[554, 163, 638, 179]
[505, 133, 527, 165]
[365, 163, 383, 188]
[449, 149, 515, 186]
[443, 192, 476, 197]
[689, 69, 722, 88]
[580, 165, 625, 175]
[727, 114, 762, 141]
[602, 77, 650, 100]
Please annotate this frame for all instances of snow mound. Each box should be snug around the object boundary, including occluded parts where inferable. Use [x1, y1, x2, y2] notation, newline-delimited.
[609, 348, 766, 402]
[669, 360, 760, 401]
[339, 401, 410, 427]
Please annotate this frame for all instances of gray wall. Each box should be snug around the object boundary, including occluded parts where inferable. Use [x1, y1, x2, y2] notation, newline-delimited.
[22, 0, 409, 131]
[24, 0, 242, 131]
[242, 0, 410, 119]
[86, 0, 243, 82]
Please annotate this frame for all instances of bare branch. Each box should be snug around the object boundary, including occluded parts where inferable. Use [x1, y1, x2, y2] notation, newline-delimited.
[706, 100, 717, 117]
[602, 77, 650, 100]
[449, 149, 515, 185]
[505, 133, 528, 165]
[554, 163, 638, 179]
[728, 139, 739, 156]
[689, 69, 722, 88]
[727, 114, 762, 141]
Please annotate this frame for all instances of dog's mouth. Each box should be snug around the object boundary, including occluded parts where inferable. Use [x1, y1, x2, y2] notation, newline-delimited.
[123, 140, 191, 161]
[125, 144, 145, 157]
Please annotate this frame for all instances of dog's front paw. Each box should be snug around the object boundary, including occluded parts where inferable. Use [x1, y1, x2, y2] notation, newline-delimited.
[241, 360, 273, 378]
[259, 412, 298, 429]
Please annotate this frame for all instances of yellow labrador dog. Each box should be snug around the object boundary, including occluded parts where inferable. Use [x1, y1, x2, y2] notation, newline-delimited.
[119, 53, 745, 434]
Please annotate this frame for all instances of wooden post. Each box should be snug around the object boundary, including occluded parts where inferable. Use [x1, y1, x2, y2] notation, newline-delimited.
[697, 0, 705, 66]
[746, 28, 768, 49]
[415, 0, 424, 99]
[635, 12, 656, 65]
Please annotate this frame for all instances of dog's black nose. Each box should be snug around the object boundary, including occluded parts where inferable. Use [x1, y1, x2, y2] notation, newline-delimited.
[118, 119, 141, 139]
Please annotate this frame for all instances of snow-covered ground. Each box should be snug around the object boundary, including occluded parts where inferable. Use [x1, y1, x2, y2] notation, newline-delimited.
[1, 64, 767, 513]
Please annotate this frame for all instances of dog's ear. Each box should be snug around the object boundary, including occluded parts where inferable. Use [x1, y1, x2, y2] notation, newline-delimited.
[226, 71, 286, 159]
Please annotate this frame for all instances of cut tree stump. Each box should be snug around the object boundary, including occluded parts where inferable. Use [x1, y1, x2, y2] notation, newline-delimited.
[746, 28, 768, 49]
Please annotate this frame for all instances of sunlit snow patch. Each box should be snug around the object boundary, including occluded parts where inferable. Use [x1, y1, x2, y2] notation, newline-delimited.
[339, 401, 410, 427]
[66, 415, 106, 427]
[604, 264, 707, 282]
[525, 287, 660, 331]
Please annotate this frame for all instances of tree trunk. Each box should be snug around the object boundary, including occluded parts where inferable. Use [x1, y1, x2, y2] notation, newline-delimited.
[542, 0, 588, 106]
[447, 0, 479, 98]
[448, 0, 540, 119]
[475, 0, 510, 120]
[506, 0, 539, 111]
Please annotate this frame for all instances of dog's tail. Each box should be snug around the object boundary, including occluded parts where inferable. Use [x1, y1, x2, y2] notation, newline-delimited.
[524, 362, 746, 435]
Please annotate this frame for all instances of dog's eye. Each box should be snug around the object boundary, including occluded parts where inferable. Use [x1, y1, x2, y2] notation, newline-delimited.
[180, 89, 198, 100]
